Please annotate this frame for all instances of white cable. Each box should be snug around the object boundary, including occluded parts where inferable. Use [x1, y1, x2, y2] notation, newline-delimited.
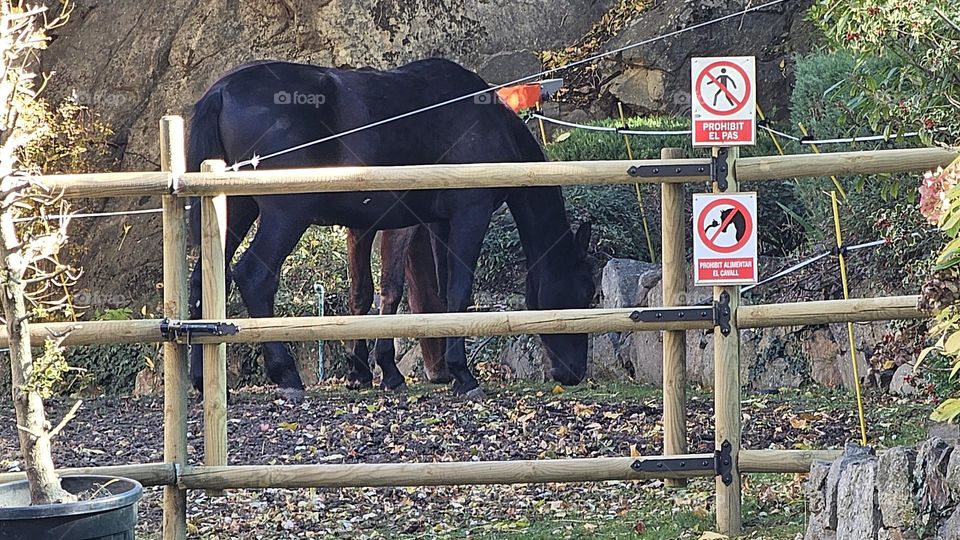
[13, 207, 164, 223]
[230, 0, 787, 170]
[742, 238, 887, 294]
[530, 113, 691, 136]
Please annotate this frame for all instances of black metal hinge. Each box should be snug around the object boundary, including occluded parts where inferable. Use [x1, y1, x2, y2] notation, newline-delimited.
[160, 318, 239, 342]
[631, 439, 734, 486]
[627, 163, 709, 179]
[629, 291, 730, 336]
[715, 440, 734, 486]
[711, 147, 729, 191]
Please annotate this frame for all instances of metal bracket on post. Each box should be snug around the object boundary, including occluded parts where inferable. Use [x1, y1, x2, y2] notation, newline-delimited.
[631, 439, 734, 484]
[714, 291, 731, 336]
[711, 147, 729, 191]
[160, 318, 239, 343]
[627, 163, 709, 179]
[714, 440, 734, 486]
[629, 292, 730, 335]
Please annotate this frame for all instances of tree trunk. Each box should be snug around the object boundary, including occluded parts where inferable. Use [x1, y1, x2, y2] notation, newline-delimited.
[0, 204, 73, 504]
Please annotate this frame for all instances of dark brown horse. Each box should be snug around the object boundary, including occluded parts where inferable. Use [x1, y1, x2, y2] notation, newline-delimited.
[345, 225, 451, 386]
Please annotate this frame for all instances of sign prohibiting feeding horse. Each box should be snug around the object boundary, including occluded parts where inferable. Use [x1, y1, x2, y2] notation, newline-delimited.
[691, 57, 756, 146]
[693, 193, 758, 285]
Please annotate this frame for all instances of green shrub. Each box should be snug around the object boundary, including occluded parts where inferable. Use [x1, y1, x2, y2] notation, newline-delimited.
[789, 49, 942, 290]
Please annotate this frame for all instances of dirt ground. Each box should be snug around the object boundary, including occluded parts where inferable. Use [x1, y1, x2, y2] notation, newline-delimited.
[0, 381, 928, 538]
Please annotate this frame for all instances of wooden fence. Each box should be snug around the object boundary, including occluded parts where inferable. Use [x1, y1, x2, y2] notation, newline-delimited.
[1, 115, 955, 539]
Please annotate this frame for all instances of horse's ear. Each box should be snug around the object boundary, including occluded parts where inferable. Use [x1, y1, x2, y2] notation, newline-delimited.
[574, 221, 592, 254]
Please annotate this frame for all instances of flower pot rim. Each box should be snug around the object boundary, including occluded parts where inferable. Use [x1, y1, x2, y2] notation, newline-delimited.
[0, 474, 142, 520]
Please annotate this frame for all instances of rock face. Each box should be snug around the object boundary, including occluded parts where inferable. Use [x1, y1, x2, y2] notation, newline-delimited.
[806, 438, 960, 540]
[601, 0, 817, 120]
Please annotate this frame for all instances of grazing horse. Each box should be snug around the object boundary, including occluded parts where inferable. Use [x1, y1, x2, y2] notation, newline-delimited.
[186, 58, 595, 401]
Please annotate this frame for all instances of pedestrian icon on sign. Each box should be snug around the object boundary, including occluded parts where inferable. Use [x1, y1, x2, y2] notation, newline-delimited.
[691, 56, 756, 146]
[708, 68, 737, 108]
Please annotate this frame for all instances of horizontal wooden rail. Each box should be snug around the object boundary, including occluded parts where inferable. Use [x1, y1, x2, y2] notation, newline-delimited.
[0, 296, 923, 347]
[0, 449, 840, 491]
[176, 449, 840, 490]
[38, 171, 171, 198]
[737, 147, 958, 182]
[176, 159, 710, 196]
[0, 463, 176, 487]
[738, 295, 923, 328]
[30, 148, 957, 200]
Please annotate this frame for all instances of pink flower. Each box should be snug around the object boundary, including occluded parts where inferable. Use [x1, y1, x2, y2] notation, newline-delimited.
[920, 165, 959, 225]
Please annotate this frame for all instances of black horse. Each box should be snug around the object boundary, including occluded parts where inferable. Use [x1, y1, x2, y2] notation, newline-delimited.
[186, 58, 595, 400]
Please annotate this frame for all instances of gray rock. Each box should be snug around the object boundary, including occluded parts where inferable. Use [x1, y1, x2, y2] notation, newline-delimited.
[877, 447, 917, 529]
[807, 459, 832, 513]
[931, 422, 960, 444]
[889, 364, 918, 396]
[397, 342, 424, 380]
[878, 528, 920, 540]
[600, 259, 658, 308]
[837, 458, 880, 540]
[947, 447, 960, 500]
[914, 438, 954, 528]
[938, 506, 960, 540]
[827, 444, 877, 529]
[497, 336, 548, 381]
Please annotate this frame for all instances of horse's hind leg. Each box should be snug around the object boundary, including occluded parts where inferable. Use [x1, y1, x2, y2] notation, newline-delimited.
[188, 195, 259, 394]
[406, 225, 451, 384]
[232, 209, 310, 401]
[345, 228, 375, 389]
[371, 227, 416, 390]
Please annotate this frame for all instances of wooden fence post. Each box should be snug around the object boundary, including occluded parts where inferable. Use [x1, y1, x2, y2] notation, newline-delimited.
[200, 159, 228, 494]
[160, 116, 188, 540]
[713, 146, 742, 535]
[660, 147, 687, 489]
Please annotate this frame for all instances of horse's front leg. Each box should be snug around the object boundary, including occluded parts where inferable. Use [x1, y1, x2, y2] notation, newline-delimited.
[345, 228, 376, 389]
[443, 208, 494, 399]
[233, 211, 310, 402]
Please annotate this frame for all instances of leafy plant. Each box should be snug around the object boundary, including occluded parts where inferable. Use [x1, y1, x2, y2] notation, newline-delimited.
[808, 0, 960, 146]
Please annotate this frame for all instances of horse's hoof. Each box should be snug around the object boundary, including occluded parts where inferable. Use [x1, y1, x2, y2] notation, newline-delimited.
[345, 377, 373, 390]
[464, 387, 486, 401]
[276, 387, 305, 404]
[426, 373, 454, 384]
[381, 378, 408, 392]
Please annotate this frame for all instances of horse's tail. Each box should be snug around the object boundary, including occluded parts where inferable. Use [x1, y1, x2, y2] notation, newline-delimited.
[186, 87, 227, 245]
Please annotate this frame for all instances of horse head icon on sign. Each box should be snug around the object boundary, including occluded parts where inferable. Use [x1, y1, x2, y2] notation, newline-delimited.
[704, 207, 747, 242]
[696, 198, 753, 255]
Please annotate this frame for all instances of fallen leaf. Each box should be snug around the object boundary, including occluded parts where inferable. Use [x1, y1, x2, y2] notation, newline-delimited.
[552, 384, 565, 395]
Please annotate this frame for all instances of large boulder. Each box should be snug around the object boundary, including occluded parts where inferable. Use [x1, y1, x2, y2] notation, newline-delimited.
[599, 259, 659, 309]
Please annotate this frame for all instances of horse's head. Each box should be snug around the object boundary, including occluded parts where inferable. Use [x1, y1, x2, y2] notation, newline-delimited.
[527, 222, 595, 386]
